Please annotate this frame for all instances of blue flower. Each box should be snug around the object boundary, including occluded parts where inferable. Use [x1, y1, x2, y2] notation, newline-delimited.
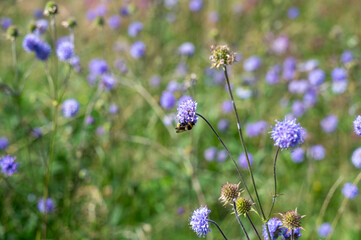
[62, 99, 80, 118]
[34, 19, 48, 35]
[341, 51, 353, 64]
[0, 155, 18, 176]
[1, 17, 12, 30]
[101, 74, 116, 91]
[176, 98, 197, 124]
[288, 80, 309, 94]
[353, 115, 361, 136]
[243, 56, 262, 72]
[204, 147, 217, 162]
[130, 41, 146, 59]
[88, 59, 109, 76]
[189, 0, 203, 12]
[291, 148, 305, 163]
[266, 65, 281, 85]
[128, 21, 143, 37]
[109, 104, 118, 115]
[263, 218, 283, 240]
[320, 115, 338, 133]
[332, 68, 347, 82]
[31, 127, 43, 139]
[351, 147, 361, 169]
[283, 57, 296, 81]
[217, 150, 227, 163]
[108, 15, 121, 30]
[160, 91, 176, 110]
[56, 41, 74, 61]
[0, 137, 9, 150]
[318, 222, 332, 238]
[189, 205, 211, 238]
[271, 118, 304, 149]
[342, 183, 358, 199]
[238, 152, 253, 169]
[217, 119, 229, 132]
[178, 42, 195, 56]
[38, 198, 55, 213]
[309, 145, 325, 160]
[282, 227, 302, 239]
[288, 7, 299, 19]
[246, 121, 268, 137]
[308, 69, 325, 86]
[22, 34, 52, 61]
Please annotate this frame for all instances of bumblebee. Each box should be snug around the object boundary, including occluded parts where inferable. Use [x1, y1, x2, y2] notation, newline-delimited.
[175, 122, 195, 133]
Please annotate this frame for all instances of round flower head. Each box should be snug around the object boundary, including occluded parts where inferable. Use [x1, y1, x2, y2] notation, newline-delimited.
[160, 91, 176, 110]
[222, 100, 233, 113]
[88, 58, 108, 76]
[109, 104, 118, 115]
[204, 147, 217, 162]
[56, 41, 74, 61]
[263, 218, 283, 240]
[332, 68, 347, 82]
[351, 147, 361, 168]
[31, 127, 43, 138]
[217, 150, 227, 163]
[342, 183, 358, 199]
[34, 19, 48, 35]
[1, 17, 12, 30]
[318, 222, 332, 238]
[270, 118, 304, 149]
[272, 36, 289, 55]
[209, 45, 235, 69]
[266, 65, 281, 85]
[243, 56, 262, 72]
[280, 209, 304, 230]
[189, 0, 203, 12]
[234, 197, 252, 216]
[238, 152, 253, 169]
[246, 121, 268, 137]
[288, 7, 299, 19]
[189, 205, 211, 237]
[38, 198, 55, 213]
[0, 137, 9, 150]
[178, 42, 195, 56]
[130, 41, 146, 59]
[283, 57, 296, 81]
[177, 98, 198, 124]
[353, 115, 361, 136]
[62, 99, 80, 118]
[292, 101, 305, 117]
[217, 119, 229, 132]
[219, 183, 241, 206]
[128, 21, 143, 37]
[309, 145, 325, 160]
[303, 88, 318, 108]
[288, 80, 309, 94]
[22, 34, 51, 61]
[101, 74, 116, 91]
[308, 69, 325, 86]
[291, 148, 305, 163]
[107, 15, 121, 30]
[320, 115, 338, 133]
[0, 155, 18, 176]
[341, 51, 353, 64]
[178, 95, 193, 105]
[85, 116, 94, 125]
[282, 227, 302, 239]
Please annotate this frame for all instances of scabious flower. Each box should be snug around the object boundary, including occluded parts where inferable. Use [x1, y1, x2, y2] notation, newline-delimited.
[38, 198, 55, 213]
[292, 101, 305, 117]
[209, 45, 235, 69]
[34, 19, 48, 35]
[271, 118, 304, 149]
[1, 17, 12, 30]
[243, 56, 262, 72]
[341, 51, 353, 64]
[56, 41, 74, 61]
[101, 74, 116, 91]
[189, 206, 211, 237]
[266, 65, 281, 85]
[272, 35, 289, 55]
[308, 69, 325, 86]
[282, 227, 302, 239]
[281, 209, 304, 230]
[130, 41, 146, 59]
[353, 115, 361, 136]
[160, 91, 176, 110]
[109, 104, 118, 114]
[107, 15, 121, 29]
[303, 88, 318, 108]
[177, 98, 197, 124]
[222, 101, 233, 113]
[0, 137, 9, 150]
[283, 57, 296, 81]
[85, 116, 94, 125]
[217, 119, 229, 132]
[288, 7, 299, 19]
[0, 155, 18, 176]
[238, 152, 253, 169]
[331, 67, 348, 94]
[320, 115, 338, 133]
[178, 42, 195, 56]
[318, 223, 332, 238]
[31, 127, 43, 138]
[62, 99, 80, 118]
[263, 218, 283, 240]
[235, 197, 252, 216]
[128, 21, 143, 37]
[22, 34, 51, 61]
[288, 80, 309, 94]
[246, 121, 268, 137]
[219, 183, 241, 205]
[351, 147, 361, 168]
[204, 147, 217, 162]
[342, 183, 358, 199]
[291, 148, 305, 163]
[309, 145, 325, 160]
[299, 59, 319, 72]
[88, 59, 109, 76]
[189, 0, 203, 12]
[217, 150, 227, 163]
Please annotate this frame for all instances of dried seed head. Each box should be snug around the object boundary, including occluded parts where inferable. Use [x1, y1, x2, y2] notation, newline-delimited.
[209, 44, 236, 69]
[280, 208, 305, 230]
[235, 197, 253, 216]
[219, 182, 241, 206]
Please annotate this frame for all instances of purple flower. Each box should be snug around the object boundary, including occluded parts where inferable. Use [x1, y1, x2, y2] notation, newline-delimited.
[263, 218, 283, 240]
[119, 6, 130, 16]
[342, 183, 358, 199]
[272, 35, 289, 55]
[96, 126, 105, 136]
[243, 56, 262, 72]
[341, 51, 353, 64]
[33, 9, 43, 19]
[114, 59, 128, 74]
[177, 98, 197, 124]
[351, 147, 361, 169]
[299, 59, 319, 72]
[69, 56, 81, 72]
[189, 0, 203, 12]
[291, 148, 305, 163]
[271, 118, 304, 149]
[109, 104, 119, 114]
[332, 68, 347, 82]
[1, 17, 12, 30]
[283, 57, 296, 81]
[88, 59, 108, 76]
[217, 150, 227, 163]
[320, 115, 338, 133]
[0, 137, 9, 150]
[56, 41, 74, 61]
[208, 11, 219, 23]
[178, 42, 195, 56]
[217, 119, 229, 132]
[288, 7, 299, 19]
[0, 155, 18, 176]
[222, 101, 233, 113]
[292, 101, 305, 117]
[303, 88, 318, 108]
[108, 15, 121, 29]
[101, 74, 116, 91]
[85, 116, 94, 125]
[62, 99, 80, 118]
[282, 227, 302, 239]
[308, 69, 325, 86]
[353, 115, 361, 136]
[167, 81, 180, 92]
[160, 91, 176, 110]
[266, 65, 281, 85]
[128, 21, 143, 37]
[31, 127, 43, 138]
[34, 19, 48, 35]
[246, 121, 268, 137]
[149, 75, 161, 87]
[238, 152, 253, 169]
[189, 206, 211, 237]
[204, 147, 217, 162]
[309, 145, 325, 160]
[288, 80, 309, 94]
[38, 198, 55, 213]
[130, 41, 146, 59]
[318, 223, 332, 238]
[22, 34, 51, 61]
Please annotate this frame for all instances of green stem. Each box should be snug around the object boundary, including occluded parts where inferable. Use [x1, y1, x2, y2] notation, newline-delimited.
[246, 213, 261, 240]
[11, 39, 19, 92]
[267, 147, 281, 219]
[233, 200, 250, 240]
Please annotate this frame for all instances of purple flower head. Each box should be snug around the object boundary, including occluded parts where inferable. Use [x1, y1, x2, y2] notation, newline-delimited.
[332, 80, 348, 94]
[101, 74, 116, 91]
[108, 15, 121, 29]
[309, 145, 325, 160]
[177, 206, 185, 215]
[303, 88, 318, 108]
[160, 91, 176, 110]
[189, 0, 203, 12]
[291, 148, 305, 163]
[35, 42, 52, 61]
[332, 68, 347, 82]
[95, 4, 107, 16]
[189, 205, 211, 237]
[341, 51, 353, 64]
[282, 227, 302, 239]
[299, 59, 319, 72]
[318, 223, 332, 238]
[222, 101, 233, 114]
[266, 65, 281, 85]
[320, 115, 338, 133]
[283, 57, 296, 81]
[62, 99, 80, 118]
[288, 80, 309, 94]
[288, 7, 299, 19]
[56, 41, 74, 61]
[114, 59, 128, 74]
[69, 56, 81, 72]
[352, 147, 361, 169]
[164, 0, 178, 9]
[204, 147, 217, 162]
[217, 150, 227, 163]
[218, 119, 229, 132]
[119, 6, 130, 16]
[88, 59, 108, 76]
[178, 95, 193, 105]
[271, 118, 304, 149]
[238, 152, 253, 169]
[85, 116, 94, 125]
[33, 9, 43, 19]
[292, 101, 305, 117]
[37, 198, 55, 213]
[178, 42, 195, 56]
[22, 34, 51, 61]
[353, 115, 361, 136]
[128, 21, 143, 37]
[1, 17, 12, 30]
[308, 69, 325, 86]
[130, 41, 146, 59]
[34, 19, 48, 35]
[0, 155, 18, 176]
[272, 35, 289, 55]
[167, 81, 180, 92]
[31, 127, 43, 138]
[56, 36, 71, 48]
[263, 218, 283, 240]
[208, 11, 219, 23]
[342, 183, 358, 199]
[96, 126, 105, 136]
[109, 104, 119, 114]
[243, 56, 262, 72]
[0, 137, 9, 150]
[177, 98, 197, 124]
[246, 121, 268, 137]
[149, 75, 161, 87]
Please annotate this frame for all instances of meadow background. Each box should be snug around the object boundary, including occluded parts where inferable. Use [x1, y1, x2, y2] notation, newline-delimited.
[0, 0, 360, 239]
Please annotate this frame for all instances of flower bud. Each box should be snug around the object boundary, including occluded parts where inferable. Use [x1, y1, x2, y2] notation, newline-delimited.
[62, 18, 77, 29]
[234, 197, 252, 216]
[6, 25, 18, 40]
[44, 1, 58, 16]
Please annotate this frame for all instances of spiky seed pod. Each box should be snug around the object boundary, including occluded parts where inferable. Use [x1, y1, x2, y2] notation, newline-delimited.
[209, 44, 236, 69]
[62, 18, 77, 29]
[280, 209, 305, 230]
[6, 26, 18, 40]
[44, 1, 58, 16]
[235, 197, 252, 216]
[219, 182, 241, 206]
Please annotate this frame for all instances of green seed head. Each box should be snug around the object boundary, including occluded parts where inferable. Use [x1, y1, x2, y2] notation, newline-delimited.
[44, 1, 58, 16]
[6, 25, 19, 40]
[235, 197, 253, 216]
[219, 182, 241, 206]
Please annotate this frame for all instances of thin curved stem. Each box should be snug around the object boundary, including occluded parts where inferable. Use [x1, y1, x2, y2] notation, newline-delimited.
[207, 219, 229, 240]
[246, 213, 261, 240]
[196, 113, 254, 203]
[267, 147, 281, 219]
[223, 66, 266, 220]
[233, 200, 250, 240]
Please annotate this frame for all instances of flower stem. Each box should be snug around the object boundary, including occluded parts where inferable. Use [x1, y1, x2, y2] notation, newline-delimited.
[267, 147, 281, 219]
[291, 229, 294, 240]
[233, 200, 250, 240]
[207, 219, 229, 240]
[246, 213, 261, 240]
[11, 39, 19, 92]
